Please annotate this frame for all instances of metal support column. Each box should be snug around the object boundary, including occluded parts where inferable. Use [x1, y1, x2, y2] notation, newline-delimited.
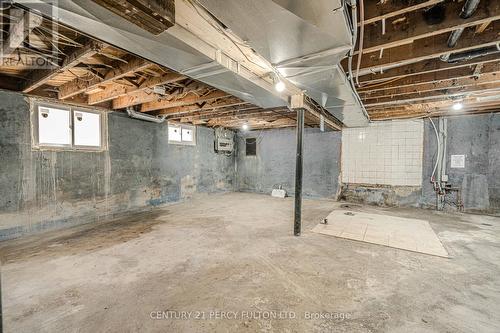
[294, 108, 305, 236]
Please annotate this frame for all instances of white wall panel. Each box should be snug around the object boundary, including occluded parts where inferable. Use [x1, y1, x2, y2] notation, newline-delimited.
[342, 119, 423, 186]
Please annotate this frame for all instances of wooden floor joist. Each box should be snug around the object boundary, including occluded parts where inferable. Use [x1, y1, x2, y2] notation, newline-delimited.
[354, 21, 500, 76]
[87, 72, 186, 105]
[361, 2, 500, 55]
[359, 62, 500, 93]
[141, 90, 232, 112]
[58, 56, 151, 99]
[361, 72, 500, 100]
[362, 0, 444, 26]
[23, 40, 104, 93]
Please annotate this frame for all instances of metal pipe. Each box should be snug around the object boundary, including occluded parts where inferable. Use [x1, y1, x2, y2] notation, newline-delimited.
[460, 0, 480, 18]
[446, 0, 480, 48]
[443, 44, 500, 63]
[126, 107, 166, 123]
[447, 27, 464, 48]
[294, 108, 304, 236]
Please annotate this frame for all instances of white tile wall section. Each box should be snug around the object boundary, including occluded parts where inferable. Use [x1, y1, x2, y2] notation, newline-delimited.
[341, 119, 424, 186]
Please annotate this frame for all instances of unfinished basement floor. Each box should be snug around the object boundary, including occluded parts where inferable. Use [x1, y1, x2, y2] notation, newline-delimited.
[1, 193, 499, 333]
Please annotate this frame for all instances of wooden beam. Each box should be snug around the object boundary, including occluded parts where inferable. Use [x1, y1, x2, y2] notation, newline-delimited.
[58, 56, 151, 99]
[23, 40, 104, 93]
[364, 83, 500, 107]
[361, 1, 500, 54]
[354, 21, 500, 76]
[359, 62, 500, 93]
[355, 54, 500, 84]
[87, 72, 186, 105]
[90, 0, 174, 35]
[361, 72, 500, 100]
[112, 82, 207, 109]
[141, 90, 232, 112]
[363, 0, 444, 26]
[1, 9, 43, 60]
[156, 97, 247, 116]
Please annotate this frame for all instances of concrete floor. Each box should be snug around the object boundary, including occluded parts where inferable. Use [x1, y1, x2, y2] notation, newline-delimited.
[1, 192, 499, 333]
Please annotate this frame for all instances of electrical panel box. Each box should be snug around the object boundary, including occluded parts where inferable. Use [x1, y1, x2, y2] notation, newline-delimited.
[216, 137, 234, 152]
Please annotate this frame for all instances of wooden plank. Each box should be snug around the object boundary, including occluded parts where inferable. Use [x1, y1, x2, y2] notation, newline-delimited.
[58, 56, 151, 99]
[361, 1, 500, 54]
[157, 97, 247, 116]
[363, 0, 444, 25]
[361, 72, 500, 100]
[354, 21, 500, 76]
[364, 83, 500, 107]
[359, 62, 500, 93]
[87, 72, 186, 105]
[90, 0, 174, 35]
[141, 90, 232, 112]
[1, 9, 43, 59]
[355, 54, 500, 84]
[23, 40, 104, 93]
[112, 82, 207, 109]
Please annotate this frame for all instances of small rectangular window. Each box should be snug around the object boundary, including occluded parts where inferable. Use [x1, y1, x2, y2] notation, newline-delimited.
[168, 125, 182, 142]
[33, 100, 106, 151]
[168, 124, 196, 145]
[246, 138, 256, 156]
[38, 106, 71, 146]
[74, 110, 101, 147]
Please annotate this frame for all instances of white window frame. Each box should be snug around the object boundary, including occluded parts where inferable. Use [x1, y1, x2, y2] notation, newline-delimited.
[31, 99, 108, 152]
[168, 123, 196, 146]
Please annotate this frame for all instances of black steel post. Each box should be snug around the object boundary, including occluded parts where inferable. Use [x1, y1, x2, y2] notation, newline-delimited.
[294, 108, 304, 236]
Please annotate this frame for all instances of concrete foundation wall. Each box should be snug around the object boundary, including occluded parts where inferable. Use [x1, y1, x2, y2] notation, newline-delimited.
[341, 114, 500, 214]
[0, 90, 234, 240]
[235, 128, 342, 199]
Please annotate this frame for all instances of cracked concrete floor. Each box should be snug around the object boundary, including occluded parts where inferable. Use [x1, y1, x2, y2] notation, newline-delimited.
[1, 192, 499, 332]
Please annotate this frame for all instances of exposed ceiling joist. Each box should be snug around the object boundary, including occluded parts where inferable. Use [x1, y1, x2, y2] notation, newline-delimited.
[360, 72, 500, 99]
[357, 54, 500, 84]
[365, 83, 500, 107]
[359, 62, 500, 93]
[354, 21, 500, 76]
[157, 97, 247, 116]
[87, 72, 186, 105]
[361, 1, 500, 54]
[363, 0, 444, 26]
[23, 40, 104, 93]
[112, 82, 203, 109]
[141, 90, 231, 112]
[58, 56, 151, 99]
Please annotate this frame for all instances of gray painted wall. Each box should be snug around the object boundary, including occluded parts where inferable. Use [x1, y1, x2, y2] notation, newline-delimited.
[341, 114, 500, 214]
[235, 128, 342, 199]
[0, 90, 234, 240]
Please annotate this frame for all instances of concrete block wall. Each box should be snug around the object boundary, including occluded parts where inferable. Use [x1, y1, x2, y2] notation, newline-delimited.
[235, 128, 342, 199]
[0, 90, 234, 240]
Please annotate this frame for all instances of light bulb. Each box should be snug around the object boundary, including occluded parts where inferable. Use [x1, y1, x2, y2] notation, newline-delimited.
[452, 102, 463, 111]
[275, 81, 285, 92]
[242, 123, 249, 131]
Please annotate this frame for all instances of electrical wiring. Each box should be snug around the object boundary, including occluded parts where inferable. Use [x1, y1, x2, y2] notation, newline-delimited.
[355, 0, 365, 86]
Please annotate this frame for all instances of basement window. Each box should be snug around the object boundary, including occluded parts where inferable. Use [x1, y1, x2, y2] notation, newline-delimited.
[168, 124, 196, 145]
[33, 101, 106, 151]
[245, 138, 257, 156]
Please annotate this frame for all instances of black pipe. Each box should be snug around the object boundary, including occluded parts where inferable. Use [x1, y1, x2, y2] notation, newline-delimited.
[443, 45, 500, 63]
[447, 0, 480, 48]
[294, 108, 304, 236]
[460, 0, 480, 19]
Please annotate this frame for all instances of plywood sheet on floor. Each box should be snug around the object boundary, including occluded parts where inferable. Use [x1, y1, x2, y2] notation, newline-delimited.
[312, 209, 448, 257]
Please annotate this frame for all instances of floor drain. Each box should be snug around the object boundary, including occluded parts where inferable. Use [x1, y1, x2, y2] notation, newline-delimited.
[481, 223, 492, 226]
[344, 212, 355, 216]
[340, 204, 360, 209]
